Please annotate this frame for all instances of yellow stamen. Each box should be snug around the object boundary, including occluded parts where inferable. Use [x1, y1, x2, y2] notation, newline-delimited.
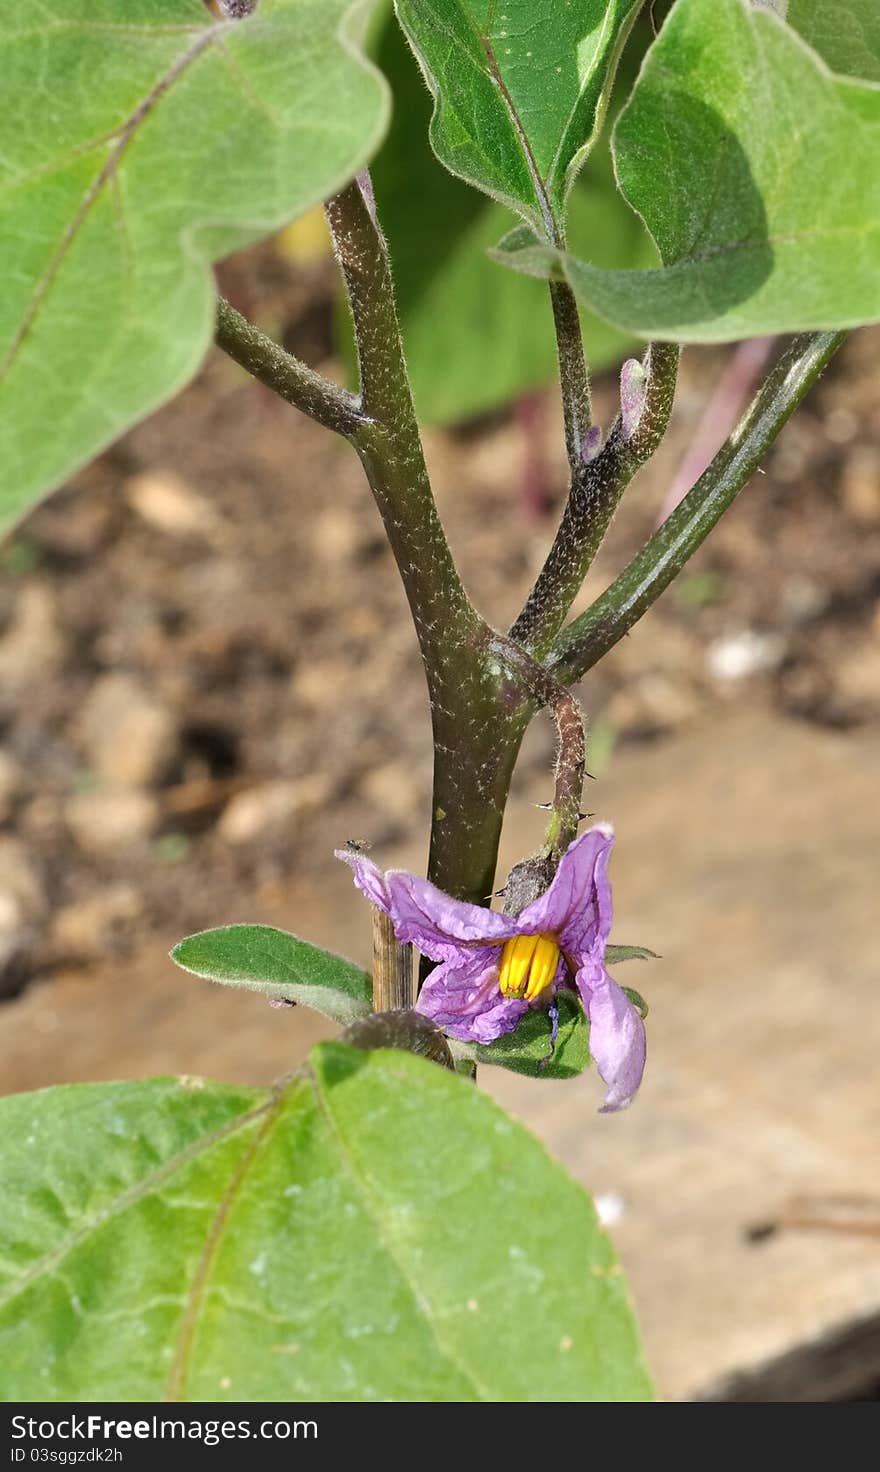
[498, 932, 560, 1001]
[526, 933, 561, 1001]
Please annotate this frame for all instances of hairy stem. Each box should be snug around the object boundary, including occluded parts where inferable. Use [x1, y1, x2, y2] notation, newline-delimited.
[657, 336, 775, 524]
[326, 174, 525, 904]
[325, 176, 480, 667]
[511, 342, 679, 656]
[487, 634, 585, 860]
[215, 297, 362, 438]
[549, 279, 592, 471]
[549, 331, 845, 685]
[428, 691, 532, 903]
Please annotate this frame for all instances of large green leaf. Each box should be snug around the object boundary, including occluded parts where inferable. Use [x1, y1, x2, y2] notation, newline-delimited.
[393, 0, 643, 235]
[0, 1048, 652, 1401]
[494, 0, 880, 340]
[788, 0, 880, 81]
[0, 0, 389, 534]
[171, 924, 372, 1023]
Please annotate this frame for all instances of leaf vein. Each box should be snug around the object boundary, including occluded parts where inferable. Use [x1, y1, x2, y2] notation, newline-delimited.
[0, 1094, 273, 1315]
[310, 1063, 495, 1402]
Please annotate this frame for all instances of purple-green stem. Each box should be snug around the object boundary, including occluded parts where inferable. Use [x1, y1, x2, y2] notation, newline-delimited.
[511, 339, 680, 657]
[215, 171, 845, 919]
[323, 178, 526, 905]
[548, 331, 846, 684]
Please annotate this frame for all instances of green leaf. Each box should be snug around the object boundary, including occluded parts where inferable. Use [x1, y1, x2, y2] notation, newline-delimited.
[606, 943, 658, 964]
[621, 986, 648, 1019]
[170, 924, 372, 1024]
[463, 989, 591, 1080]
[393, 0, 643, 235]
[0, 0, 389, 534]
[788, 0, 880, 82]
[361, 8, 651, 422]
[494, 0, 880, 340]
[0, 1049, 652, 1401]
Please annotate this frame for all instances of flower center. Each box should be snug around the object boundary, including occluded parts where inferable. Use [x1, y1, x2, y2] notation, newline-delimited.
[498, 932, 560, 1002]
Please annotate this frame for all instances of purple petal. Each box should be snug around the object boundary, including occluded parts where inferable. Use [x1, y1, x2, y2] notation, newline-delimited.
[517, 825, 614, 960]
[335, 850, 393, 913]
[336, 849, 512, 962]
[416, 955, 527, 1044]
[576, 962, 646, 1112]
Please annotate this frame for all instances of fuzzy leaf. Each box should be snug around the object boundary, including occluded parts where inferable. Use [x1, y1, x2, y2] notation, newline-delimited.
[0, 1049, 652, 1401]
[171, 924, 372, 1023]
[606, 944, 658, 964]
[788, 0, 880, 81]
[0, 0, 389, 533]
[458, 989, 591, 1080]
[493, 0, 880, 340]
[393, 0, 643, 234]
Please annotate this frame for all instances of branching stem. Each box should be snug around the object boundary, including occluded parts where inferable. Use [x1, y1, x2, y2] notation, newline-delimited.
[216, 297, 362, 438]
[549, 331, 845, 685]
[486, 634, 585, 860]
[511, 341, 679, 655]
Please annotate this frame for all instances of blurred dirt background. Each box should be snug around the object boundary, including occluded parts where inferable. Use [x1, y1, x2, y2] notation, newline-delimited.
[1, 243, 879, 1400]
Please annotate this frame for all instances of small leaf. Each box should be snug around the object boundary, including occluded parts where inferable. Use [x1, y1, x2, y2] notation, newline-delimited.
[494, 0, 880, 340]
[459, 990, 591, 1080]
[0, 1050, 652, 1400]
[606, 944, 658, 965]
[0, 0, 389, 532]
[393, 0, 643, 234]
[171, 924, 372, 1023]
[621, 986, 649, 1019]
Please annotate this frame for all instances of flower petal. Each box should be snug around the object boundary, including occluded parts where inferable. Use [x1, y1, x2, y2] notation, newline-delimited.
[335, 850, 392, 912]
[576, 961, 646, 1112]
[336, 849, 512, 961]
[517, 825, 614, 960]
[416, 954, 527, 1044]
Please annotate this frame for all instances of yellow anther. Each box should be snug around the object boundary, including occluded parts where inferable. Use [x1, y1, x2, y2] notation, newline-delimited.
[498, 933, 539, 998]
[525, 933, 561, 1001]
[498, 932, 560, 1001]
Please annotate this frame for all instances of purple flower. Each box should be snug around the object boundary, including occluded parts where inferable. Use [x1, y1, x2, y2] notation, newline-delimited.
[336, 826, 646, 1112]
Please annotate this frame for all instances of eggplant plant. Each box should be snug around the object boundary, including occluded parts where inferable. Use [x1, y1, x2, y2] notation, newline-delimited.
[0, 0, 877, 1403]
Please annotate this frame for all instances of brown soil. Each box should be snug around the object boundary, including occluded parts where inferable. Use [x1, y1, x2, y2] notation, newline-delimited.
[1, 243, 878, 998]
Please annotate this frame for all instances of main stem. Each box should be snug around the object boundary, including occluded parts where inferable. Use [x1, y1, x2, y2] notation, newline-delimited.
[325, 176, 526, 905]
[325, 179, 479, 672]
[218, 189, 841, 923]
